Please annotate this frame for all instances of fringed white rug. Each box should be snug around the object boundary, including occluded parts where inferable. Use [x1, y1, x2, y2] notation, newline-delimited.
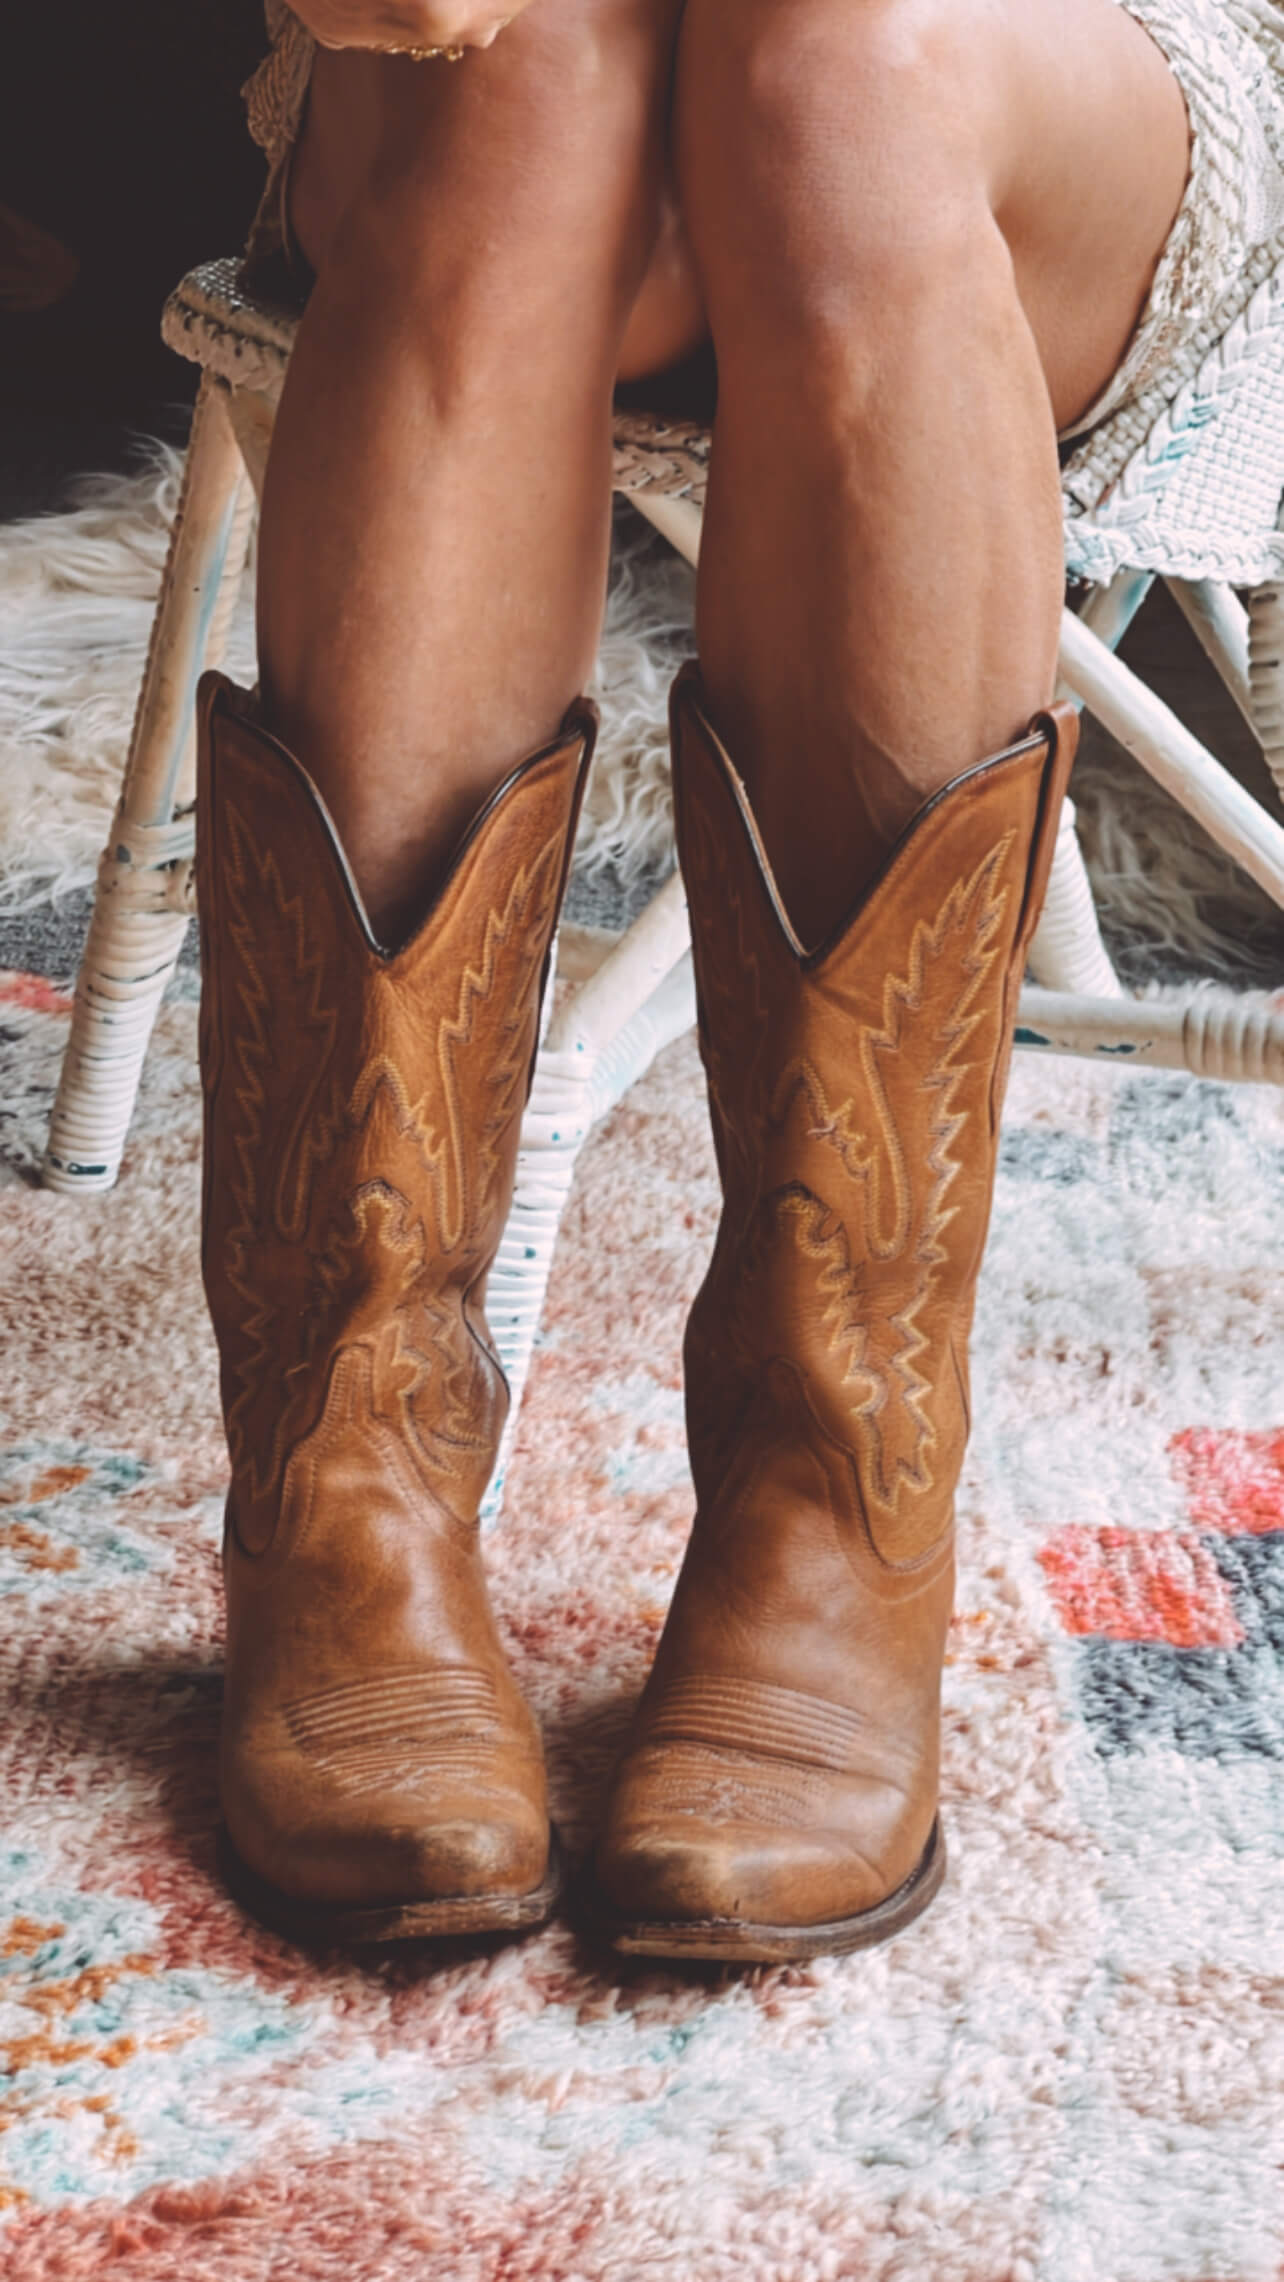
[0, 446, 693, 916]
[1, 441, 1281, 983]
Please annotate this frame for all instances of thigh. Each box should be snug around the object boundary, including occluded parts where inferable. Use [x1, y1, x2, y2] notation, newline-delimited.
[673, 0, 1191, 434]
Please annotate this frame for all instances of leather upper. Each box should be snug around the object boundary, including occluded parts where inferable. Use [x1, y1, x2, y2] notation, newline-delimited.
[595, 665, 1076, 1930]
[198, 675, 594, 1907]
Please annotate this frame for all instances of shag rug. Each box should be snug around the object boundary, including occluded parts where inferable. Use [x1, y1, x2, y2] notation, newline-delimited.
[0, 453, 1282, 2279]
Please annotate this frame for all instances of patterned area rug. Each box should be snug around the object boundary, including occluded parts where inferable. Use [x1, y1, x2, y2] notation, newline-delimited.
[2, 440, 1283, 2277]
[1, 930, 1282, 2278]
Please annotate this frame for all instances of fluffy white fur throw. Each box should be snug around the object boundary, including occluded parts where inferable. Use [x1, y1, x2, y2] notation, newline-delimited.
[0, 441, 1277, 984]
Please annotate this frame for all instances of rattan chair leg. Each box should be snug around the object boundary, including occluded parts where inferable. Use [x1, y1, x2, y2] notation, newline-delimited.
[1075, 568, 1156, 655]
[1058, 606, 1284, 911]
[1166, 579, 1255, 731]
[1016, 984, 1284, 1083]
[43, 378, 254, 1193]
[1027, 799, 1124, 997]
[629, 490, 703, 567]
[481, 882, 697, 1520]
[1247, 578, 1284, 807]
[224, 383, 280, 504]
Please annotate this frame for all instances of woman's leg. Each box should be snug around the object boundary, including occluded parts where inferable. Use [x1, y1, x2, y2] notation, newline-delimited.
[674, 0, 1190, 942]
[594, 0, 1191, 1959]
[208, 6, 708, 1942]
[257, 0, 690, 943]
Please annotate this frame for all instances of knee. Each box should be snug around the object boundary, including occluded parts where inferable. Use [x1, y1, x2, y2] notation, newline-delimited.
[677, 0, 998, 332]
[302, 5, 668, 322]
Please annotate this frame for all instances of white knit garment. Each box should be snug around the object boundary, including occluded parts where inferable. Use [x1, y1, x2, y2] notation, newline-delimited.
[1066, 0, 1284, 435]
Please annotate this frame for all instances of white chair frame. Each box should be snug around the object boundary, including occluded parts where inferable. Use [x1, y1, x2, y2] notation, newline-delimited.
[39, 262, 1284, 1509]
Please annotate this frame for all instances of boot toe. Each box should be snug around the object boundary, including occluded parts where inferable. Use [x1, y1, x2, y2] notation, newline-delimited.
[597, 1817, 889, 1931]
[596, 1748, 927, 1932]
[321, 1791, 551, 1907]
[225, 1755, 551, 1911]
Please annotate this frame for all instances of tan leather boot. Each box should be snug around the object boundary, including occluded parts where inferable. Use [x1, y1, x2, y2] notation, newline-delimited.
[197, 674, 595, 1942]
[593, 664, 1076, 1961]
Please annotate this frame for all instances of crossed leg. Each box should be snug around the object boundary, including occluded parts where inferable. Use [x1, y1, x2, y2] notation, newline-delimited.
[236, 0, 1194, 1949]
[587, 0, 1191, 1954]
[256, 0, 1187, 944]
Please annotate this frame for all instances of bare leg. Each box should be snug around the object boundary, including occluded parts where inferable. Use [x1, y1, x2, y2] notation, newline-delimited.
[593, 0, 1193, 1961]
[256, 2, 690, 942]
[674, 0, 1191, 940]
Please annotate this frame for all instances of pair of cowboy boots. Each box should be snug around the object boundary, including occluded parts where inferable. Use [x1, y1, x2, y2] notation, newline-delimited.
[197, 664, 1074, 1958]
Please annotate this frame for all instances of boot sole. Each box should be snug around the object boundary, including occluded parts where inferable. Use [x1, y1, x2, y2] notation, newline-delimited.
[593, 1817, 946, 1965]
[217, 1825, 565, 1947]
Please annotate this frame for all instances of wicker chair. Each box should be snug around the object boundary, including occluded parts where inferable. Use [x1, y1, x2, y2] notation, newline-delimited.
[40, 256, 1284, 1509]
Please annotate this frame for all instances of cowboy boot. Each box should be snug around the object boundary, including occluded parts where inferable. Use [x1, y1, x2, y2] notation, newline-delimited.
[593, 663, 1076, 1962]
[197, 673, 595, 1942]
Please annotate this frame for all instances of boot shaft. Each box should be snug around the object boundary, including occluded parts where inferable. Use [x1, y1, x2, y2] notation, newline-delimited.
[196, 675, 595, 1550]
[670, 665, 1076, 1562]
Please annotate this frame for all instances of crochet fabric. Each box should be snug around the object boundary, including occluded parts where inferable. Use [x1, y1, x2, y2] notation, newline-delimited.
[1069, 0, 1284, 435]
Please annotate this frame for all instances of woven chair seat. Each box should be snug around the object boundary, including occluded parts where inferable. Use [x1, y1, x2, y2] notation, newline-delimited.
[160, 257, 298, 393]
[162, 256, 716, 512]
[164, 249, 1284, 588]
